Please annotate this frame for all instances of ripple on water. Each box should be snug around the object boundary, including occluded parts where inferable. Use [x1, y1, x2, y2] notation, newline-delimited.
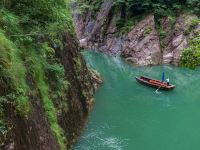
[75, 123, 128, 150]
[75, 51, 200, 150]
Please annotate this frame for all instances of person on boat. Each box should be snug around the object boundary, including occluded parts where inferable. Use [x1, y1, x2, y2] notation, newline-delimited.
[166, 78, 170, 86]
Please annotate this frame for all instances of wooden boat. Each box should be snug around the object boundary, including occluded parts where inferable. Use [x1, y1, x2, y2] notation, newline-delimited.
[135, 76, 175, 90]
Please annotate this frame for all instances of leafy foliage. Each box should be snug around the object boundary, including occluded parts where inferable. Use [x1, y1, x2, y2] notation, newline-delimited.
[116, 13, 147, 35]
[0, 119, 7, 135]
[114, 0, 184, 16]
[181, 33, 200, 69]
[144, 26, 152, 35]
[29, 51, 66, 149]
[0, 31, 31, 118]
[0, 0, 75, 148]
[112, 0, 200, 31]
[77, 0, 103, 15]
[187, 0, 200, 15]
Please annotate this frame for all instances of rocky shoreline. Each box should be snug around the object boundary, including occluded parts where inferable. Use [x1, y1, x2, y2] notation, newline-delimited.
[73, 0, 200, 66]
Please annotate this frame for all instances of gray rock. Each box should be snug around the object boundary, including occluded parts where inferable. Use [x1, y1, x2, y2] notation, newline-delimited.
[163, 14, 199, 66]
[122, 15, 161, 66]
[73, 1, 200, 66]
[99, 37, 124, 56]
[79, 38, 88, 49]
[88, 0, 114, 42]
[85, 21, 95, 35]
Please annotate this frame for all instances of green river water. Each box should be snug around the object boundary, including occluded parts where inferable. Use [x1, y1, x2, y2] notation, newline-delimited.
[75, 51, 200, 150]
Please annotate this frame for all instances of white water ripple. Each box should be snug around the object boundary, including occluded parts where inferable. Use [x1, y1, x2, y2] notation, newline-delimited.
[75, 124, 128, 150]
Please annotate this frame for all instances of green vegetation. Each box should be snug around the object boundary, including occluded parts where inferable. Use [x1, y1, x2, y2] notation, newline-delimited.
[181, 32, 200, 69]
[114, 0, 200, 16]
[113, 0, 200, 32]
[191, 18, 200, 27]
[116, 14, 147, 35]
[0, 0, 75, 148]
[77, 0, 200, 36]
[184, 17, 200, 35]
[144, 26, 152, 35]
[0, 103, 7, 145]
[117, 20, 135, 35]
[157, 26, 167, 49]
[187, 0, 200, 15]
[0, 119, 7, 136]
[31, 51, 66, 149]
[77, 0, 103, 16]
[155, 14, 176, 49]
[74, 56, 82, 72]
[0, 31, 31, 118]
[45, 61, 69, 114]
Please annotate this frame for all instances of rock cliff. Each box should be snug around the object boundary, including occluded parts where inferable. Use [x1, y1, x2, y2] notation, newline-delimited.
[162, 14, 200, 65]
[0, 32, 102, 150]
[73, 0, 200, 66]
[0, 1, 102, 149]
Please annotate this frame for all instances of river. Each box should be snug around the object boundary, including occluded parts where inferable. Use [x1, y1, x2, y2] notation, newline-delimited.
[75, 50, 200, 150]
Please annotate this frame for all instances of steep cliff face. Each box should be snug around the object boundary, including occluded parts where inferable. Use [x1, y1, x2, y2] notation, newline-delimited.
[0, 1, 101, 150]
[0, 33, 100, 150]
[55, 33, 102, 148]
[162, 14, 200, 65]
[73, 0, 200, 66]
[122, 15, 161, 66]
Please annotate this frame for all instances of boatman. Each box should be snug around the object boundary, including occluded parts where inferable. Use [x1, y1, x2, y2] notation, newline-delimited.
[166, 78, 170, 86]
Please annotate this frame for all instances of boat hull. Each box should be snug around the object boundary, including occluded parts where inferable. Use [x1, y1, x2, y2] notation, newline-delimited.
[135, 76, 175, 91]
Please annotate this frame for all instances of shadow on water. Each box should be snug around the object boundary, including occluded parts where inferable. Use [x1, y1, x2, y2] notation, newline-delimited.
[75, 50, 200, 150]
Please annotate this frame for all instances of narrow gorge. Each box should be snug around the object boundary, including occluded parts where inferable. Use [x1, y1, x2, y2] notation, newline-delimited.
[1, 0, 200, 150]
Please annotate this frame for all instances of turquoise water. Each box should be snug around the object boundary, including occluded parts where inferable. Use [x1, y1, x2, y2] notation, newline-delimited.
[75, 51, 200, 150]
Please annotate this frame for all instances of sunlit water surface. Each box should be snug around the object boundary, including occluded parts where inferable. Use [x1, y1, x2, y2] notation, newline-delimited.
[75, 51, 200, 150]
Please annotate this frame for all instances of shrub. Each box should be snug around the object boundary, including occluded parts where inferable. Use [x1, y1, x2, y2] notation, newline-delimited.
[144, 26, 152, 35]
[0, 31, 31, 118]
[181, 33, 200, 69]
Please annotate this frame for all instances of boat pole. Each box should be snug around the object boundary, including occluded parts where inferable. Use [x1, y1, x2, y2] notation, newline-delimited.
[162, 71, 165, 82]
